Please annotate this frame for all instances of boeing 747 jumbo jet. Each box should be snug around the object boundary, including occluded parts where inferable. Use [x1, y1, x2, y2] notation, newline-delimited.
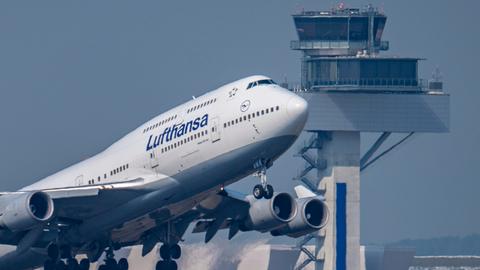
[0, 75, 328, 270]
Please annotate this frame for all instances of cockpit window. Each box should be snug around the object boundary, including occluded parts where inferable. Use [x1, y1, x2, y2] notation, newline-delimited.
[247, 79, 276, 90]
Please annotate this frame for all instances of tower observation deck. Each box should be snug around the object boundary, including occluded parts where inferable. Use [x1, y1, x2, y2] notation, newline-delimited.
[291, 5, 436, 94]
[289, 4, 449, 270]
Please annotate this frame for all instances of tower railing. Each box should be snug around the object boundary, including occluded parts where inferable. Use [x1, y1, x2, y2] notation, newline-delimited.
[284, 78, 430, 92]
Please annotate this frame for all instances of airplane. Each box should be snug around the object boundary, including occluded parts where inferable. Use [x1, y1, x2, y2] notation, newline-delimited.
[0, 75, 328, 270]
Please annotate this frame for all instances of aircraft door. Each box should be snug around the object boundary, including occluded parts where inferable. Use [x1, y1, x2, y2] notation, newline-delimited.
[149, 150, 160, 171]
[211, 117, 221, 143]
[75, 175, 84, 186]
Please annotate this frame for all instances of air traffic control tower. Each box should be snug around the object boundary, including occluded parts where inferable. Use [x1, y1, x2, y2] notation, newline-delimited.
[289, 5, 449, 270]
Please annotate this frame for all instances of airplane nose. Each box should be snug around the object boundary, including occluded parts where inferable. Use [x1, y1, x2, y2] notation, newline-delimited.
[287, 95, 309, 121]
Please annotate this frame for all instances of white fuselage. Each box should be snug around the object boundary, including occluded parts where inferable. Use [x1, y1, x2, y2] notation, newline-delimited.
[18, 75, 308, 243]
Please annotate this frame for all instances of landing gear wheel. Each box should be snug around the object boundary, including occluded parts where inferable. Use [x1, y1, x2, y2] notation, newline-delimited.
[170, 244, 181, 260]
[79, 258, 90, 270]
[160, 244, 171, 260]
[156, 260, 167, 270]
[253, 159, 274, 200]
[253, 184, 265, 199]
[156, 259, 177, 270]
[169, 260, 178, 270]
[264, 184, 274, 199]
[55, 260, 66, 270]
[106, 258, 117, 268]
[60, 245, 72, 259]
[47, 243, 59, 260]
[118, 258, 129, 270]
[44, 259, 55, 270]
[66, 258, 78, 270]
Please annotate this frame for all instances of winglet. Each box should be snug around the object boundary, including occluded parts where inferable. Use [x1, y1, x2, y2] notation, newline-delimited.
[294, 185, 317, 198]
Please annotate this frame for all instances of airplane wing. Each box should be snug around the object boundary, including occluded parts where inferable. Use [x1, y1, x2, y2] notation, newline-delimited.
[111, 188, 254, 257]
[0, 174, 171, 226]
[44, 177, 152, 221]
[189, 186, 328, 243]
[192, 189, 251, 242]
[0, 173, 181, 266]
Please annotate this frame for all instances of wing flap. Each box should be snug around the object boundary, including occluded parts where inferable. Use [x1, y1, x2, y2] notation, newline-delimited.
[38, 175, 167, 221]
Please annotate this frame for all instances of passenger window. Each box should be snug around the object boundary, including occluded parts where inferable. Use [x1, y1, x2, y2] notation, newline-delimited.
[243, 116, 247, 121]
[276, 106, 279, 111]
[256, 112, 260, 117]
[261, 110, 265, 115]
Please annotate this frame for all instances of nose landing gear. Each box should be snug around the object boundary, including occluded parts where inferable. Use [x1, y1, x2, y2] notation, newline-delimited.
[252, 159, 274, 199]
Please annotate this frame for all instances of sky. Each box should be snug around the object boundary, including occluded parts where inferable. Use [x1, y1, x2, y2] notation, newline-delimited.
[0, 0, 478, 244]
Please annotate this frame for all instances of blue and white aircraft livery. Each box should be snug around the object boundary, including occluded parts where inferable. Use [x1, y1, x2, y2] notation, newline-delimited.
[0, 75, 328, 270]
[146, 114, 209, 151]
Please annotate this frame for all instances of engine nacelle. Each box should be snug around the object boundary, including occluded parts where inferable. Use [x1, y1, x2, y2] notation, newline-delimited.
[241, 192, 297, 233]
[0, 191, 54, 231]
[270, 197, 328, 238]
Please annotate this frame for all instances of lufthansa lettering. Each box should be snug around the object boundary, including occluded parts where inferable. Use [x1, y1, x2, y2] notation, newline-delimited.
[146, 114, 209, 151]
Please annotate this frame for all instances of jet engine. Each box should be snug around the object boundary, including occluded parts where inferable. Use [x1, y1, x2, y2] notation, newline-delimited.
[241, 192, 297, 233]
[0, 191, 54, 231]
[270, 197, 328, 238]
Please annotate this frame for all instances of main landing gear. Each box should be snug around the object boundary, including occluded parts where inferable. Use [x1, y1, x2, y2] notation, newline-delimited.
[43, 243, 129, 270]
[155, 244, 181, 270]
[252, 159, 274, 199]
[97, 247, 129, 270]
[43, 244, 92, 270]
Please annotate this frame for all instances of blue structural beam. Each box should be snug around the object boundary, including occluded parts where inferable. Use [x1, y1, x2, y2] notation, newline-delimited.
[336, 183, 347, 270]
